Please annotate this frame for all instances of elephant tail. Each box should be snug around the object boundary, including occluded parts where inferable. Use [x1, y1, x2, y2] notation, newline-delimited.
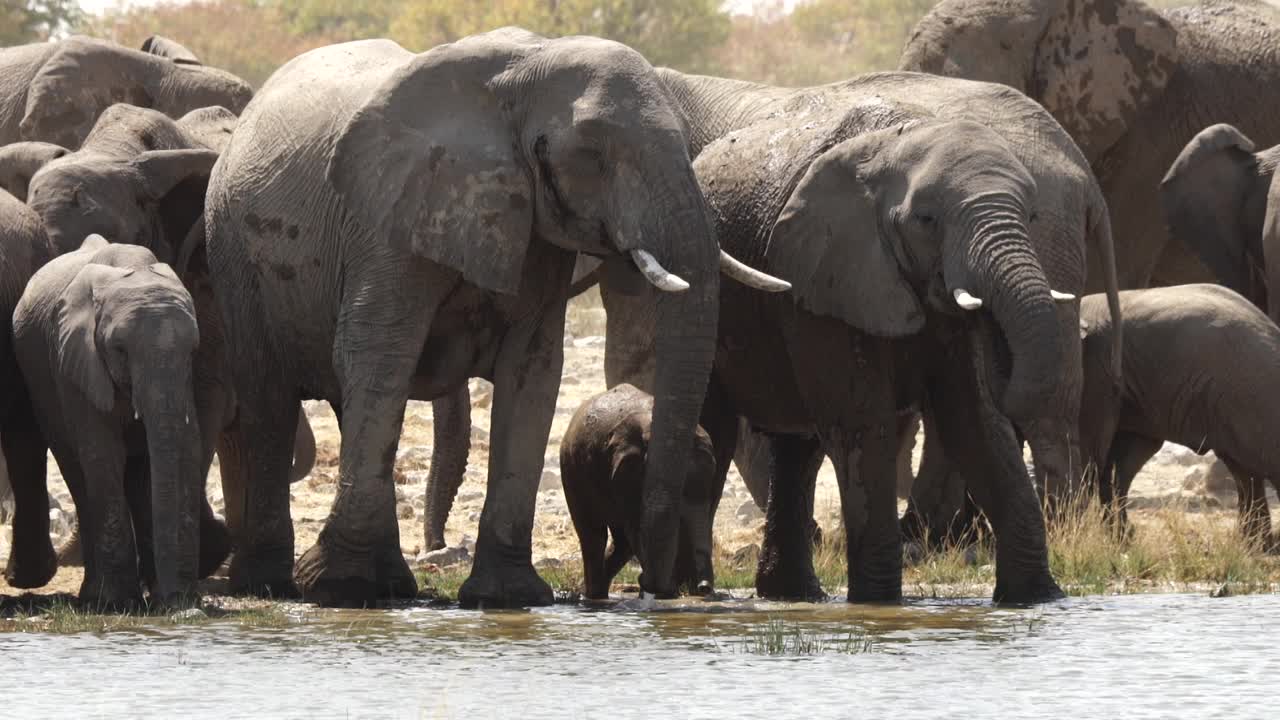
[1092, 199, 1123, 393]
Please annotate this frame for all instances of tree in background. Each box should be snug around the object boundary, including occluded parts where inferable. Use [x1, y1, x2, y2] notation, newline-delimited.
[1, 0, 82, 45]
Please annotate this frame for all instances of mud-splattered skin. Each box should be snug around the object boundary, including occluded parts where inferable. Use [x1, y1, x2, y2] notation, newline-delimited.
[560, 384, 718, 599]
[204, 30, 754, 608]
[900, 0, 1280, 289]
[1079, 285, 1280, 547]
[0, 35, 251, 149]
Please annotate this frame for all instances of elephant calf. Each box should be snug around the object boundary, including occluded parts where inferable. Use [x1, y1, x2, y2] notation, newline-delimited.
[1080, 285, 1280, 546]
[561, 384, 718, 600]
[13, 234, 227, 606]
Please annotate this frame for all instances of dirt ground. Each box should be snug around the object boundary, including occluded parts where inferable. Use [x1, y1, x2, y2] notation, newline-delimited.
[2, 294, 1276, 596]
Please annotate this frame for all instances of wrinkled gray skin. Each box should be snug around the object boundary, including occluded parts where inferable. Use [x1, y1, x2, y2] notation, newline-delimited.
[205, 31, 785, 608]
[561, 384, 718, 599]
[0, 188, 56, 589]
[1161, 123, 1280, 323]
[601, 70, 1093, 602]
[1079, 285, 1280, 549]
[6, 103, 316, 550]
[0, 35, 252, 149]
[139, 35, 202, 65]
[595, 69, 1114, 600]
[897, 0, 1272, 533]
[13, 237, 208, 607]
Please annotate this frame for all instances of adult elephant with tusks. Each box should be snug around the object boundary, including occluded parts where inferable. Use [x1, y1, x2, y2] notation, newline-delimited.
[204, 29, 789, 608]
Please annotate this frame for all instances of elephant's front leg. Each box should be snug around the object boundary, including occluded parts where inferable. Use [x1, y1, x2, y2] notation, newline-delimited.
[67, 420, 141, 608]
[928, 343, 1063, 604]
[900, 411, 980, 550]
[755, 433, 826, 601]
[826, 420, 903, 603]
[293, 274, 446, 607]
[458, 302, 568, 609]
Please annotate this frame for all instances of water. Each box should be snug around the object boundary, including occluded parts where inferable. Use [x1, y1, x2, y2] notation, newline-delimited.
[1, 592, 1276, 719]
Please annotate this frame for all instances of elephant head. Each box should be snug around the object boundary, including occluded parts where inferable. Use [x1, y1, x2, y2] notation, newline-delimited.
[0, 142, 68, 201]
[23, 105, 221, 261]
[327, 29, 787, 596]
[1160, 123, 1276, 310]
[20, 36, 252, 148]
[764, 118, 1069, 423]
[899, 0, 1177, 164]
[58, 236, 202, 601]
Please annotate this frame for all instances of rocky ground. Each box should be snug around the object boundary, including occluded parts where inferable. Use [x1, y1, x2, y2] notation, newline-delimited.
[2, 293, 1277, 597]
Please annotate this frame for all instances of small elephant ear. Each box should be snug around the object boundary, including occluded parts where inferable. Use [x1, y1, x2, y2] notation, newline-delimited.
[133, 149, 221, 200]
[140, 35, 202, 65]
[328, 39, 535, 295]
[766, 136, 925, 338]
[55, 264, 118, 413]
[1160, 124, 1258, 293]
[22, 37, 161, 147]
[0, 142, 69, 201]
[1036, 0, 1177, 162]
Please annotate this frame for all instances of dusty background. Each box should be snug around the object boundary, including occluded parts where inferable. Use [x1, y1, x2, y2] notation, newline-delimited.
[2, 293, 1276, 595]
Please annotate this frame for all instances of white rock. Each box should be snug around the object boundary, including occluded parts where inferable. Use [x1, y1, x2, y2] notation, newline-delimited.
[420, 545, 470, 567]
[459, 534, 476, 552]
[573, 335, 606, 348]
[735, 499, 764, 523]
[539, 470, 562, 491]
[457, 490, 484, 504]
[47, 508, 72, 540]
[396, 446, 434, 471]
[170, 608, 208, 622]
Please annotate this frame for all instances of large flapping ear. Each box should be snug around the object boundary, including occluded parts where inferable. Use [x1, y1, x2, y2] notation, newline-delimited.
[1160, 124, 1258, 292]
[55, 263, 122, 413]
[133, 149, 220, 200]
[327, 38, 535, 295]
[133, 149, 220, 264]
[21, 37, 162, 148]
[0, 141, 69, 201]
[765, 132, 925, 338]
[140, 35, 202, 65]
[1036, 0, 1177, 162]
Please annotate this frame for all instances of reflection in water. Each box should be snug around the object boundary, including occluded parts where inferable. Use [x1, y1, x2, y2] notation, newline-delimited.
[1, 593, 1277, 718]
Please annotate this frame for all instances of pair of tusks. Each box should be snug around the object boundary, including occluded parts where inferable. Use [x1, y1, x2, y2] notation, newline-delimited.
[630, 249, 792, 293]
[952, 287, 1075, 311]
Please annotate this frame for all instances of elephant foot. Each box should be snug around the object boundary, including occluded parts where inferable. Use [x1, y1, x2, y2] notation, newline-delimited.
[458, 544, 553, 609]
[4, 533, 58, 589]
[56, 527, 83, 567]
[199, 517, 233, 579]
[228, 545, 299, 599]
[755, 547, 827, 602]
[78, 573, 142, 611]
[993, 573, 1066, 605]
[294, 537, 417, 608]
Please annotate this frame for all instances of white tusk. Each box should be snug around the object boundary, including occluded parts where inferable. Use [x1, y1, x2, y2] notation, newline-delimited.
[719, 250, 791, 292]
[1050, 289, 1076, 303]
[953, 288, 983, 311]
[631, 249, 689, 292]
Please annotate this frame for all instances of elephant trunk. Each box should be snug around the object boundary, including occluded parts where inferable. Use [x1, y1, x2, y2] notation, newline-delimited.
[951, 194, 1061, 425]
[635, 175, 719, 598]
[134, 360, 202, 604]
[423, 384, 472, 551]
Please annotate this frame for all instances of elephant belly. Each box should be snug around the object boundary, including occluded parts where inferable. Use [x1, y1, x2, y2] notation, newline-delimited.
[410, 284, 508, 399]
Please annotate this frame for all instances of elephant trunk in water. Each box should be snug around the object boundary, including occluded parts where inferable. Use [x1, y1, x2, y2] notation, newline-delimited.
[635, 173, 720, 599]
[950, 193, 1062, 425]
[134, 360, 202, 604]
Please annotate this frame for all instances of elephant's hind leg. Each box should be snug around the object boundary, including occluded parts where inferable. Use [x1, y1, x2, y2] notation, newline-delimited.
[1221, 456, 1273, 549]
[1, 426, 55, 589]
[1106, 433, 1161, 534]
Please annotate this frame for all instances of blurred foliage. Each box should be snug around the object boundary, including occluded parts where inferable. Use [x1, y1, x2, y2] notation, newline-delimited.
[1, 0, 82, 45]
[33, 0, 1209, 89]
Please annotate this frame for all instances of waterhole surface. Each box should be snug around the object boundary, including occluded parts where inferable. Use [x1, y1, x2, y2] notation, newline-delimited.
[1, 592, 1276, 718]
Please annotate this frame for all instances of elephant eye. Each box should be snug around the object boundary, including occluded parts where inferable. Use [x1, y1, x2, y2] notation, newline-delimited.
[912, 212, 935, 226]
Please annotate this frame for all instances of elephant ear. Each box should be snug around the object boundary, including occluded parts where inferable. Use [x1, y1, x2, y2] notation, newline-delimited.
[132, 149, 221, 265]
[1160, 124, 1258, 293]
[328, 40, 535, 295]
[0, 141, 69, 202]
[140, 35, 202, 65]
[22, 37, 161, 147]
[1035, 0, 1177, 162]
[766, 136, 924, 338]
[55, 263, 120, 413]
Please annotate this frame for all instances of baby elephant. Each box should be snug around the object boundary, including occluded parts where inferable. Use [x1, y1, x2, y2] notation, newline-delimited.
[561, 384, 719, 599]
[1080, 285, 1280, 547]
[13, 235, 216, 606]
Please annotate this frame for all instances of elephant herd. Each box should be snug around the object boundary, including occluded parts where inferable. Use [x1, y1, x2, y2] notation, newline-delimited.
[1, 0, 1278, 611]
